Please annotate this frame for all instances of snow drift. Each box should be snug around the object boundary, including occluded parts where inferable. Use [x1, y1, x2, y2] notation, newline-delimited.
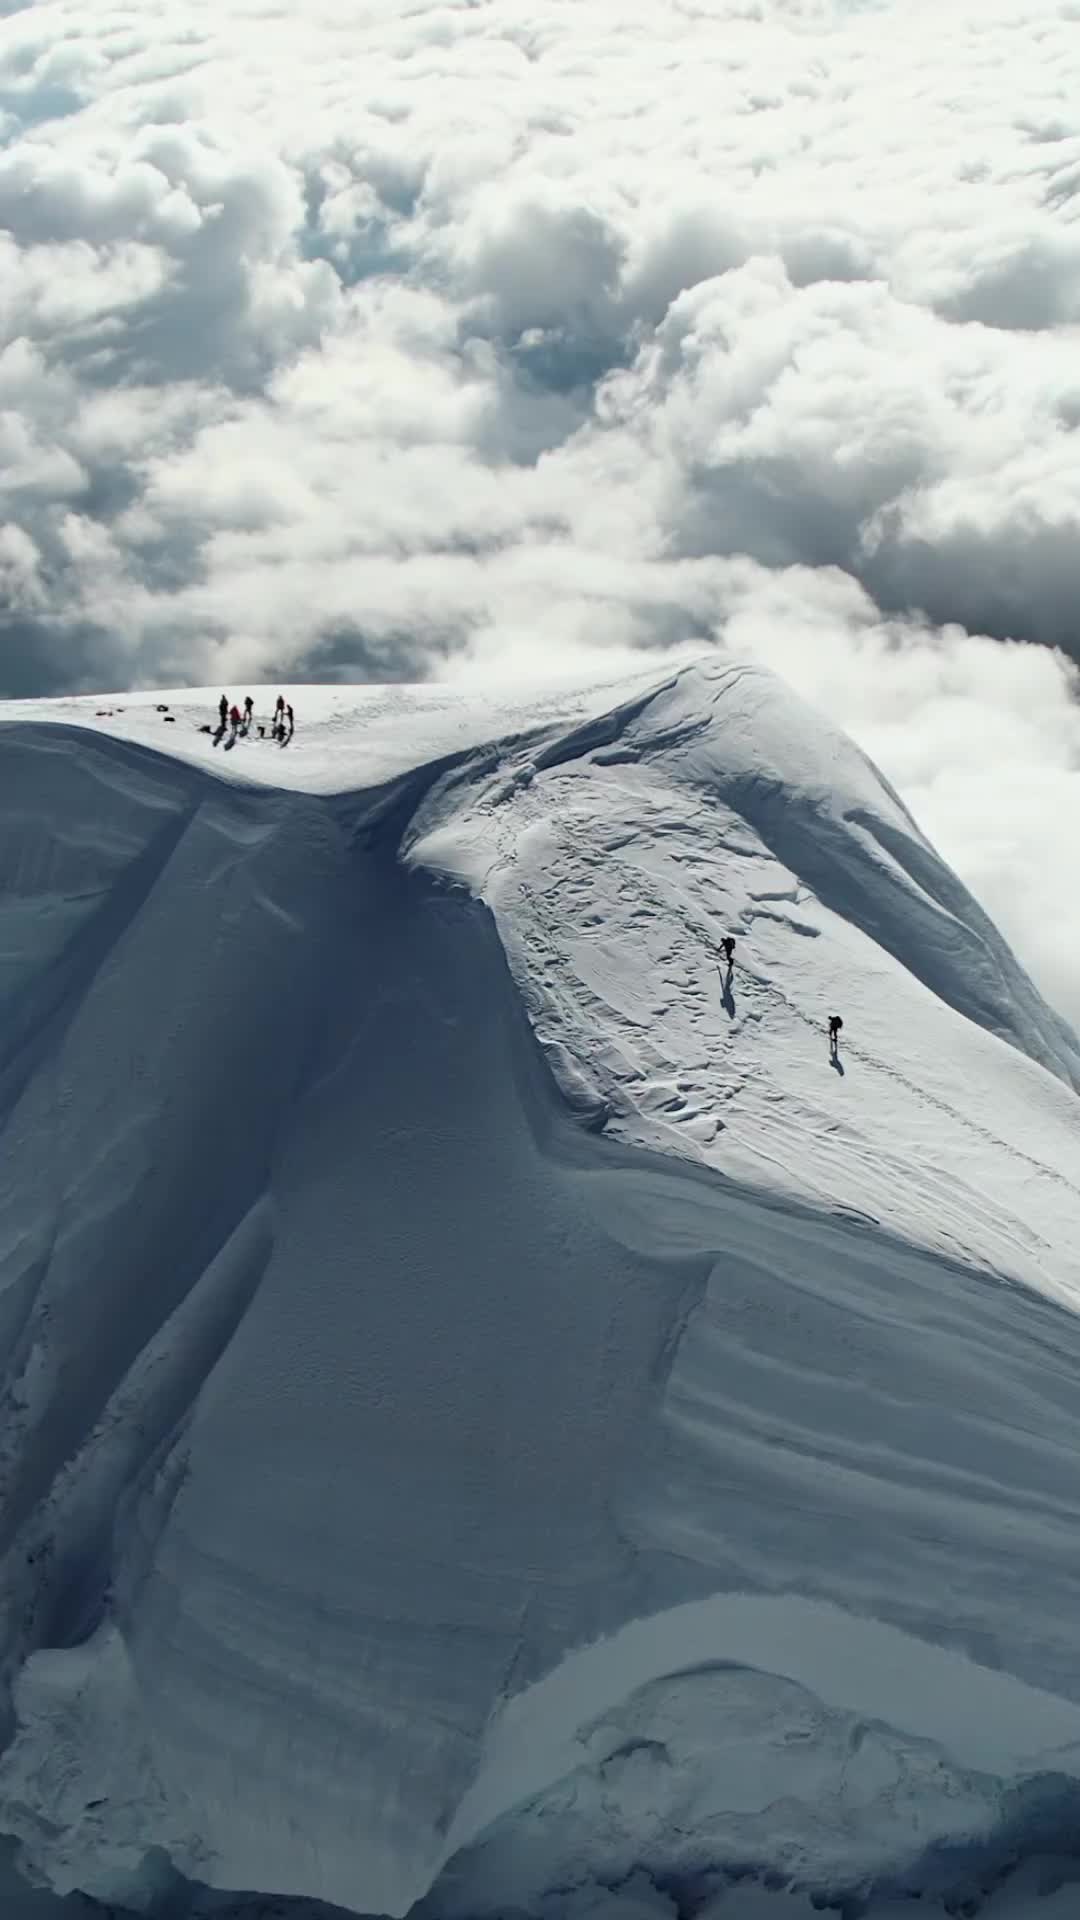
[0, 660, 1078, 1920]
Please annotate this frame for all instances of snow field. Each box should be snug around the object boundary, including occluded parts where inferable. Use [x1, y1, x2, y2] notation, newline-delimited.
[0, 662, 1076, 1918]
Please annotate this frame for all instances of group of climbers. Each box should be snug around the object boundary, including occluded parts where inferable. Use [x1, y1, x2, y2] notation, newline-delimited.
[202, 717, 846, 1056]
[720, 936, 843, 1059]
[210, 693, 294, 748]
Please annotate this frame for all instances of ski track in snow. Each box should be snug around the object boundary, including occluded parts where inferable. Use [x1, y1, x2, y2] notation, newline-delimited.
[0, 661, 1077, 1920]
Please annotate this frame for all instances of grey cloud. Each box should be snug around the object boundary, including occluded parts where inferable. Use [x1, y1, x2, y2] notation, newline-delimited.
[932, 232, 1080, 332]
[862, 515, 1080, 656]
[274, 623, 445, 686]
[584, 263, 1080, 661]
[0, 608, 131, 697]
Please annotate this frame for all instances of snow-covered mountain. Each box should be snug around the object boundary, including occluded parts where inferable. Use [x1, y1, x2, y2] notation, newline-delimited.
[0, 659, 1079, 1920]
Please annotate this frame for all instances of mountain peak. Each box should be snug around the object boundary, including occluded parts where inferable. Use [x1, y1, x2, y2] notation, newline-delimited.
[0, 663, 1078, 1920]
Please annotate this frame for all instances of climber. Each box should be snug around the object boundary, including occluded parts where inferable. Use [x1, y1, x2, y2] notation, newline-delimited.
[229, 703, 242, 734]
[828, 1015, 843, 1051]
[721, 936, 735, 968]
[218, 693, 228, 728]
[244, 695, 254, 726]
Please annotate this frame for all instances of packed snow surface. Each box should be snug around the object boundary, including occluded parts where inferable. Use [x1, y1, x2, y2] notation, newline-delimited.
[0, 659, 1078, 1920]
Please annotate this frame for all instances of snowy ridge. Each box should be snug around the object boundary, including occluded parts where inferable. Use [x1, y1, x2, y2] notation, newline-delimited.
[408, 662, 1080, 1299]
[0, 663, 1077, 1920]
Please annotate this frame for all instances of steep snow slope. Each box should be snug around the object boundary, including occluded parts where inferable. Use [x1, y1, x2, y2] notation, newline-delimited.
[0, 661, 1077, 1920]
[407, 662, 1080, 1300]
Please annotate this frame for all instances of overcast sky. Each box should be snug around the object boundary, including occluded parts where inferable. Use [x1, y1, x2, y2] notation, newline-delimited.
[1, 0, 1078, 1025]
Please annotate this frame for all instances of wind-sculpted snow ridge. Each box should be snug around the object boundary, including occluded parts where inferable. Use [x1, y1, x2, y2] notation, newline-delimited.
[0, 663, 1078, 1920]
[408, 660, 1080, 1300]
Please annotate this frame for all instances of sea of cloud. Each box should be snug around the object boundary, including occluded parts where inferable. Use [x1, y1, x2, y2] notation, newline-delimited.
[0, 0, 1078, 1022]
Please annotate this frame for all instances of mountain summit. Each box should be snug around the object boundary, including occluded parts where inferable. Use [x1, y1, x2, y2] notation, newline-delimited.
[0, 660, 1078, 1920]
